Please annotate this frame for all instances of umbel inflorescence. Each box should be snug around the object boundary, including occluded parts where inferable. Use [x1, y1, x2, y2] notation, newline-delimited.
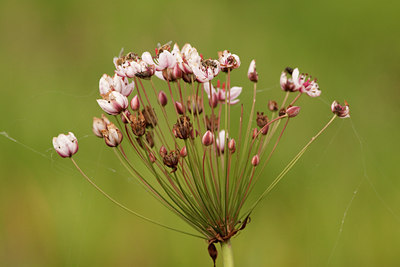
[53, 42, 349, 266]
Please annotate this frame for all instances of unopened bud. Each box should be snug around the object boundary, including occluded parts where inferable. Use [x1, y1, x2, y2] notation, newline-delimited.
[175, 102, 185, 115]
[247, 59, 258, 83]
[202, 130, 214, 146]
[286, 106, 301, 118]
[251, 155, 260, 166]
[149, 152, 156, 163]
[158, 90, 168, 106]
[180, 146, 187, 157]
[252, 128, 258, 139]
[228, 139, 236, 153]
[173, 65, 183, 80]
[268, 100, 278, 112]
[130, 95, 140, 111]
[159, 145, 167, 158]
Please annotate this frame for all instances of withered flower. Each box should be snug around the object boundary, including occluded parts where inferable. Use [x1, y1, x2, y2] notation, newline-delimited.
[173, 116, 193, 140]
[256, 112, 269, 135]
[279, 108, 286, 117]
[146, 131, 155, 148]
[130, 112, 146, 136]
[268, 100, 278, 112]
[163, 150, 180, 172]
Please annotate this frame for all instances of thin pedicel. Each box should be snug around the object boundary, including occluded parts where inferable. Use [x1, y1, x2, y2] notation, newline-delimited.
[52, 42, 350, 267]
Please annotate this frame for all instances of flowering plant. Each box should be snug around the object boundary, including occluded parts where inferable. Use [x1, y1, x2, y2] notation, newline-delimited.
[53, 42, 349, 266]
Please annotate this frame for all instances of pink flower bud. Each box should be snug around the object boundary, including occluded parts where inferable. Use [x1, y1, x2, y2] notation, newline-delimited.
[172, 64, 183, 80]
[158, 90, 168, 106]
[52, 132, 78, 158]
[92, 116, 107, 137]
[175, 102, 184, 114]
[252, 128, 258, 139]
[180, 146, 187, 157]
[228, 138, 236, 153]
[251, 155, 260, 166]
[149, 152, 156, 163]
[130, 95, 140, 111]
[286, 106, 301, 118]
[202, 130, 214, 146]
[331, 100, 350, 118]
[247, 59, 258, 83]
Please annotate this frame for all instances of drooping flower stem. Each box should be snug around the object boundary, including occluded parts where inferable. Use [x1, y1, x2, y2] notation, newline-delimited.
[70, 158, 205, 239]
[221, 239, 234, 267]
[247, 114, 338, 214]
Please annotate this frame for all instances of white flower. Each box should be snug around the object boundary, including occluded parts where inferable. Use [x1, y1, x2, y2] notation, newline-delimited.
[218, 50, 241, 72]
[305, 82, 321, 97]
[99, 74, 134, 97]
[216, 130, 227, 153]
[192, 59, 220, 83]
[247, 59, 258, 82]
[97, 91, 128, 115]
[204, 82, 242, 105]
[291, 68, 303, 91]
[115, 61, 137, 78]
[92, 116, 108, 137]
[180, 43, 202, 74]
[143, 50, 176, 71]
[52, 132, 78, 158]
[102, 123, 123, 147]
[292, 68, 321, 97]
[280, 70, 296, 92]
[331, 100, 350, 118]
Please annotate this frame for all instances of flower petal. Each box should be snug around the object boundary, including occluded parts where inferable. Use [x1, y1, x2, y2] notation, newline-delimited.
[228, 86, 242, 100]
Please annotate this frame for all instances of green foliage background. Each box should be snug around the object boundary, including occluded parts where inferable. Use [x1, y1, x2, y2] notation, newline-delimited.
[1, 0, 399, 266]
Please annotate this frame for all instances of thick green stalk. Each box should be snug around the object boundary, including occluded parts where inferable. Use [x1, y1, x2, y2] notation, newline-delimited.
[221, 239, 234, 267]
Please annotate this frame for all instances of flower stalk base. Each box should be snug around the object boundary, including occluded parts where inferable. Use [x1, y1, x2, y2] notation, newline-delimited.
[221, 239, 234, 267]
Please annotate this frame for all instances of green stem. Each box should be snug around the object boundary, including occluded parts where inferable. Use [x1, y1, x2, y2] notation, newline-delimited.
[221, 239, 234, 267]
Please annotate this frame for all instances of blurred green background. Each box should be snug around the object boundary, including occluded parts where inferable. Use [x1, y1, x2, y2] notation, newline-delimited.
[1, 0, 399, 266]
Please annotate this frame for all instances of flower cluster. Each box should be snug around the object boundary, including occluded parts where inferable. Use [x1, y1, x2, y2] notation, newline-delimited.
[53, 42, 350, 266]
